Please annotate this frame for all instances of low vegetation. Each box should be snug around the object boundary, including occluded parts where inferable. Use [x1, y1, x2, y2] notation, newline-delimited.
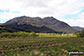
[0, 31, 76, 38]
[0, 37, 84, 56]
[0, 32, 37, 38]
[0, 31, 83, 56]
[74, 30, 84, 37]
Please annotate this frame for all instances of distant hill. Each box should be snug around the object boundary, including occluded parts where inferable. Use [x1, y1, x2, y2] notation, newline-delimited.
[3, 16, 77, 33]
[72, 26, 84, 31]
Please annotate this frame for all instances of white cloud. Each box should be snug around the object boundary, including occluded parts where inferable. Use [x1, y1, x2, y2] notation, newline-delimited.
[60, 12, 84, 27]
[63, 18, 84, 27]
[0, 0, 84, 27]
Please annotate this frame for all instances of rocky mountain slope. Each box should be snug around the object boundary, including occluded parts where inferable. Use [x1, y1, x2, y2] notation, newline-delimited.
[3, 16, 77, 33]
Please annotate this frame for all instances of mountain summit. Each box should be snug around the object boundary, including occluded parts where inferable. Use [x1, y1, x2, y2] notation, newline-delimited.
[3, 16, 77, 33]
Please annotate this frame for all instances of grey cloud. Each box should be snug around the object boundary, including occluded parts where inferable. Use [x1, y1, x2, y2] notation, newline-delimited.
[17, 0, 51, 8]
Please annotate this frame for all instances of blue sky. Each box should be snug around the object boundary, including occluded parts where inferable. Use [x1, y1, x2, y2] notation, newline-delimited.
[0, 0, 84, 27]
[0, 9, 10, 13]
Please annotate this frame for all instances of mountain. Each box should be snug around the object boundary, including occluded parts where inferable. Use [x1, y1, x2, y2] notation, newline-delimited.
[3, 16, 77, 33]
[43, 17, 76, 33]
[72, 26, 84, 31]
[2, 16, 59, 33]
[0, 23, 3, 27]
[0, 23, 2, 25]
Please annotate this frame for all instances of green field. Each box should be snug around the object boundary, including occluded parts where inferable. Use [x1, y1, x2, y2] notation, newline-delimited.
[0, 37, 84, 56]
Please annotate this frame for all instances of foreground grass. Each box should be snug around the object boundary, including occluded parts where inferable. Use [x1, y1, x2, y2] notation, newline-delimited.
[0, 37, 84, 56]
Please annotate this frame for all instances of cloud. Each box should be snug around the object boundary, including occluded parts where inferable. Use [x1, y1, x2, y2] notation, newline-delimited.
[60, 7, 84, 27]
[0, 0, 84, 27]
[60, 12, 84, 27]
[61, 17, 84, 27]
[0, 8, 22, 21]
[18, 0, 49, 8]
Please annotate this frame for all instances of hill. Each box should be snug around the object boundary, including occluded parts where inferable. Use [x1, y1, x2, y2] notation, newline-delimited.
[3, 16, 77, 33]
[72, 26, 84, 31]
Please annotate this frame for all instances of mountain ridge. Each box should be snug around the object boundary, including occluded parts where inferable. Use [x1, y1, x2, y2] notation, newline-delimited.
[3, 16, 77, 33]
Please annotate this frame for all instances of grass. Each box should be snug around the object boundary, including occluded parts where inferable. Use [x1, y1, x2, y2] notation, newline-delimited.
[0, 37, 84, 56]
[36, 33, 77, 37]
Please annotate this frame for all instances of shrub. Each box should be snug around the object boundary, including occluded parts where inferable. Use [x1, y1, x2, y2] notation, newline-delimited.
[29, 32, 37, 37]
[74, 30, 84, 37]
[0, 32, 38, 38]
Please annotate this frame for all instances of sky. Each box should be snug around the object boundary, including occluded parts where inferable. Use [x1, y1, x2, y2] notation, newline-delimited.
[0, 0, 84, 27]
